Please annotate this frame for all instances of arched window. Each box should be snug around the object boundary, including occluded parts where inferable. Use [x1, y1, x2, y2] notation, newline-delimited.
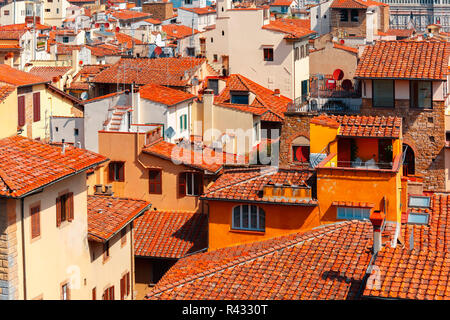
[292, 136, 310, 163]
[232, 205, 265, 231]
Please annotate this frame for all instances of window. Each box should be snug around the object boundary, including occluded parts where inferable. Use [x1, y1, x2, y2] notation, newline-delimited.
[350, 9, 359, 22]
[179, 114, 187, 131]
[31, 205, 40, 239]
[103, 286, 114, 300]
[92, 287, 96, 300]
[74, 128, 79, 136]
[120, 272, 130, 300]
[294, 47, 299, 60]
[18, 96, 25, 127]
[187, 47, 195, 57]
[408, 195, 431, 208]
[337, 207, 371, 220]
[222, 30, 224, 36]
[149, 169, 162, 194]
[407, 211, 429, 224]
[263, 48, 273, 61]
[213, 54, 217, 61]
[211, 37, 213, 43]
[56, 192, 74, 227]
[178, 172, 203, 197]
[208, 79, 219, 95]
[373, 80, 394, 108]
[45, 9, 51, 12]
[121, 226, 127, 246]
[340, 9, 348, 21]
[103, 241, 110, 260]
[4, 10, 9, 16]
[293, 145, 310, 163]
[108, 161, 125, 182]
[230, 92, 249, 104]
[62, 36, 69, 43]
[232, 205, 265, 232]
[185, 0, 192, 4]
[410, 81, 432, 109]
[33, 92, 40, 122]
[61, 283, 70, 300]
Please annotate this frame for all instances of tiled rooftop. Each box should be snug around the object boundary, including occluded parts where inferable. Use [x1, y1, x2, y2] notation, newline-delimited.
[29, 66, 72, 83]
[146, 220, 397, 300]
[87, 195, 150, 242]
[262, 18, 315, 39]
[0, 85, 15, 103]
[134, 210, 208, 258]
[139, 83, 195, 106]
[162, 24, 201, 40]
[178, 6, 216, 15]
[311, 114, 402, 138]
[355, 41, 450, 80]
[201, 167, 316, 205]
[330, 0, 387, 9]
[0, 64, 48, 86]
[0, 136, 107, 198]
[110, 9, 152, 21]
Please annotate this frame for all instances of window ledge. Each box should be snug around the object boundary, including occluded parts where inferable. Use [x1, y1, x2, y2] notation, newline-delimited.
[229, 228, 265, 235]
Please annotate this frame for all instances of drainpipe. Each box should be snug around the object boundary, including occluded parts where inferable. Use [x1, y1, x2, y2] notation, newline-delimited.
[130, 223, 134, 300]
[20, 198, 27, 300]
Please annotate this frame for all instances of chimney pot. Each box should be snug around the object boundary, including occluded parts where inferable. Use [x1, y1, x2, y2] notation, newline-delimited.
[94, 184, 103, 194]
[370, 210, 385, 254]
[104, 184, 114, 196]
[273, 89, 280, 96]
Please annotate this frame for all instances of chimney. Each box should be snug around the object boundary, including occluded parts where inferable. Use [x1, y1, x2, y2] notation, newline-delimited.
[94, 184, 103, 194]
[273, 89, 280, 97]
[370, 210, 385, 254]
[203, 89, 214, 144]
[61, 140, 66, 154]
[104, 184, 114, 196]
[366, 9, 375, 44]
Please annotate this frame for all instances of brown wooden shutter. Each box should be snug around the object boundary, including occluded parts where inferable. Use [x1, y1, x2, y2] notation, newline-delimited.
[18, 96, 25, 127]
[195, 173, 203, 196]
[31, 206, 40, 238]
[33, 92, 40, 122]
[56, 196, 62, 227]
[178, 173, 186, 197]
[92, 287, 96, 300]
[120, 276, 125, 300]
[111, 286, 114, 300]
[118, 163, 124, 182]
[126, 272, 130, 296]
[67, 192, 74, 222]
[108, 163, 114, 181]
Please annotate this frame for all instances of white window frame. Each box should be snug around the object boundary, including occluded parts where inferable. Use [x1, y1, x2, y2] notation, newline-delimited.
[232, 204, 265, 232]
[337, 207, 371, 220]
[185, 172, 199, 196]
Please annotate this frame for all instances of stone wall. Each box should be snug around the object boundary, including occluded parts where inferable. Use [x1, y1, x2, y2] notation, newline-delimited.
[0, 199, 19, 300]
[330, 8, 367, 37]
[361, 98, 446, 191]
[279, 113, 314, 167]
[142, 2, 173, 21]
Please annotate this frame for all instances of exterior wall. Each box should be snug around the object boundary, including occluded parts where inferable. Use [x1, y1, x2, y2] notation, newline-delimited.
[310, 1, 332, 35]
[0, 87, 18, 139]
[279, 114, 312, 167]
[50, 116, 85, 148]
[330, 8, 367, 37]
[361, 79, 446, 191]
[0, 2, 44, 25]
[177, 9, 216, 31]
[142, 2, 174, 21]
[83, 92, 133, 153]
[94, 131, 211, 212]
[208, 201, 320, 251]
[43, 0, 70, 27]
[309, 42, 358, 79]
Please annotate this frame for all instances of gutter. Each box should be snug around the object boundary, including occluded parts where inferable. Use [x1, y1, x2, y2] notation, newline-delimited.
[20, 198, 27, 300]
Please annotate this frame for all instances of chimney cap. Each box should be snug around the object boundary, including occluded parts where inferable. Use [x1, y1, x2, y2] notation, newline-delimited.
[370, 210, 385, 231]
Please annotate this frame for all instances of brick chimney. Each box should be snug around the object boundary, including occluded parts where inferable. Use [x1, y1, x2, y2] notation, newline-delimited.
[370, 210, 385, 254]
[273, 89, 280, 97]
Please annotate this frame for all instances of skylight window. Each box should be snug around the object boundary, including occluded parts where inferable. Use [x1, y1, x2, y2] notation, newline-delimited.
[408, 196, 431, 208]
[407, 212, 429, 225]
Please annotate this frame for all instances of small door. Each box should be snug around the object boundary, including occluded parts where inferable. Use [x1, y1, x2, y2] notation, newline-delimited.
[338, 138, 352, 167]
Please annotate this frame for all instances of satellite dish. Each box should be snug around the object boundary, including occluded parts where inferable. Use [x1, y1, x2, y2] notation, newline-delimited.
[154, 46, 162, 56]
[333, 69, 344, 81]
[342, 79, 353, 91]
[155, 34, 165, 47]
[192, 76, 199, 86]
[340, 39, 345, 44]
[80, 92, 88, 100]
[165, 126, 175, 139]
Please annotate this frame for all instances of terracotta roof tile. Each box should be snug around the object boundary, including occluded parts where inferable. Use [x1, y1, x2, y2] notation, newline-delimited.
[355, 41, 450, 80]
[134, 210, 208, 258]
[88, 195, 150, 242]
[0, 85, 15, 103]
[333, 42, 358, 54]
[0, 136, 107, 198]
[29, 66, 72, 82]
[0, 30, 26, 40]
[0, 64, 48, 86]
[262, 18, 315, 39]
[139, 83, 195, 106]
[270, 0, 294, 6]
[146, 220, 397, 300]
[178, 6, 216, 15]
[330, 0, 387, 9]
[114, 32, 143, 49]
[110, 9, 152, 21]
[162, 24, 201, 40]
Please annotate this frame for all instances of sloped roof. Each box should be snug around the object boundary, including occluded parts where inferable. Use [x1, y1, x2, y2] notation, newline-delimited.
[29, 66, 72, 82]
[355, 40, 450, 80]
[87, 195, 150, 242]
[91, 57, 206, 86]
[139, 83, 195, 106]
[146, 220, 397, 300]
[213, 74, 291, 121]
[201, 167, 316, 205]
[0, 30, 27, 40]
[0, 85, 15, 103]
[270, 0, 294, 6]
[110, 9, 152, 20]
[0, 64, 48, 86]
[134, 210, 208, 258]
[114, 32, 144, 49]
[162, 24, 201, 40]
[262, 18, 315, 39]
[310, 114, 402, 138]
[0, 136, 107, 198]
[330, 0, 387, 9]
[178, 6, 216, 15]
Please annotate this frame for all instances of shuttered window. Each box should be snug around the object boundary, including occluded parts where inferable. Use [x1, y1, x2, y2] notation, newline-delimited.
[92, 287, 96, 300]
[103, 286, 114, 300]
[18, 95, 25, 127]
[33, 92, 40, 122]
[149, 169, 162, 194]
[31, 205, 40, 239]
[108, 162, 125, 182]
[179, 172, 203, 197]
[56, 192, 74, 227]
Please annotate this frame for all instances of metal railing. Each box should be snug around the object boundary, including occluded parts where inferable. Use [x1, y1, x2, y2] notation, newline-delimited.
[332, 161, 394, 170]
[286, 98, 361, 114]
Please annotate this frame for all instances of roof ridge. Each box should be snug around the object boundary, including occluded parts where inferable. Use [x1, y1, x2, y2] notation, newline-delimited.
[146, 221, 354, 298]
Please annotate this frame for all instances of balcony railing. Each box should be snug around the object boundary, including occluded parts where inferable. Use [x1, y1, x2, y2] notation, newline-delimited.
[286, 98, 361, 114]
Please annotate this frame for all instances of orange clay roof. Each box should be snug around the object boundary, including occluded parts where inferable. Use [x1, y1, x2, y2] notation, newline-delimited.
[134, 210, 208, 258]
[162, 24, 201, 40]
[87, 195, 150, 242]
[29, 66, 72, 82]
[0, 64, 48, 86]
[85, 44, 121, 56]
[142, 139, 243, 174]
[355, 40, 450, 80]
[145, 220, 397, 300]
[0, 85, 15, 103]
[262, 18, 315, 39]
[0, 23, 52, 31]
[0, 30, 26, 40]
[139, 83, 195, 106]
[330, 0, 387, 9]
[311, 114, 402, 138]
[91, 57, 206, 86]
[385, 28, 415, 37]
[178, 6, 216, 15]
[201, 167, 316, 205]
[114, 32, 143, 49]
[333, 42, 358, 54]
[270, 0, 294, 6]
[110, 9, 152, 20]
[0, 136, 107, 198]
[213, 74, 292, 121]
[144, 18, 162, 24]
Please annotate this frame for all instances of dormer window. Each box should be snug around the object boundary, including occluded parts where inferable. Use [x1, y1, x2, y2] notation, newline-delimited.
[230, 92, 249, 105]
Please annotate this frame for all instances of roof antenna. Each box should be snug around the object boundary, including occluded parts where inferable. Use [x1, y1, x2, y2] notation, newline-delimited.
[61, 139, 66, 154]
